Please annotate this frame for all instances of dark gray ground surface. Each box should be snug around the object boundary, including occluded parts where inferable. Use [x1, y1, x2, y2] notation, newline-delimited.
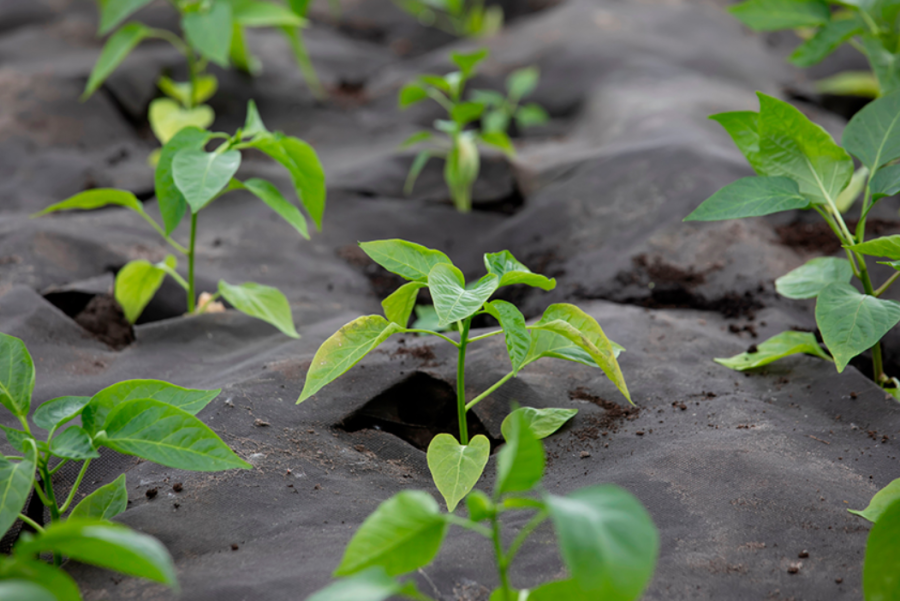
[2, 0, 900, 599]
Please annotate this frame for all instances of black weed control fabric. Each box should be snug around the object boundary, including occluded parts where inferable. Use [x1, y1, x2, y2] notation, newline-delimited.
[2, 0, 900, 599]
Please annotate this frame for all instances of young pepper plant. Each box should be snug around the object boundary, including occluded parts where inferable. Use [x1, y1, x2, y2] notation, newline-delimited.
[400, 49, 534, 213]
[297, 239, 630, 510]
[470, 66, 549, 135]
[686, 91, 900, 394]
[728, 0, 900, 98]
[0, 333, 251, 599]
[392, 0, 503, 38]
[83, 0, 325, 151]
[305, 409, 659, 601]
[849, 478, 900, 600]
[34, 101, 325, 337]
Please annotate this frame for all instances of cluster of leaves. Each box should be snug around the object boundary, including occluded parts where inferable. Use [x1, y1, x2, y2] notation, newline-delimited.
[307, 409, 659, 601]
[0, 333, 251, 599]
[399, 49, 548, 212]
[298, 239, 629, 510]
[849, 478, 900, 600]
[729, 0, 900, 97]
[686, 91, 900, 392]
[393, 0, 503, 37]
[35, 102, 325, 338]
[84, 0, 324, 154]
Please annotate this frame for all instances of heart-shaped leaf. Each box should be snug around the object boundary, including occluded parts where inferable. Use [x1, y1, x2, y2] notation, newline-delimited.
[500, 407, 577, 441]
[0, 333, 34, 418]
[428, 264, 498, 326]
[172, 148, 242, 213]
[70, 474, 128, 521]
[483, 250, 555, 290]
[115, 255, 176, 324]
[155, 127, 212, 234]
[148, 98, 215, 145]
[182, 1, 233, 67]
[775, 257, 854, 299]
[50, 426, 100, 460]
[218, 280, 299, 338]
[359, 240, 452, 282]
[427, 434, 490, 512]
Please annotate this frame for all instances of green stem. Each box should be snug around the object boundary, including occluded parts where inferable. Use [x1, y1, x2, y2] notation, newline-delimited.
[467, 329, 504, 343]
[490, 515, 513, 601]
[138, 211, 188, 254]
[457, 318, 472, 444]
[445, 514, 493, 537]
[187, 212, 198, 312]
[186, 46, 199, 109]
[59, 460, 91, 514]
[875, 271, 900, 297]
[158, 263, 190, 291]
[402, 329, 460, 347]
[17, 514, 44, 533]
[504, 510, 548, 566]
[284, 27, 327, 101]
[39, 463, 61, 523]
[466, 371, 514, 411]
[48, 459, 69, 476]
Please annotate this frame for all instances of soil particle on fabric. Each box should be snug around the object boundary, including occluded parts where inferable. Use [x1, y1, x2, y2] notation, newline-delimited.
[568, 387, 640, 434]
[776, 218, 900, 254]
[72, 293, 134, 350]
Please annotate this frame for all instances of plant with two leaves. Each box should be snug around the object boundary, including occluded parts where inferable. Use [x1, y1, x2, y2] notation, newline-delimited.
[0, 333, 251, 599]
[84, 0, 325, 156]
[34, 102, 325, 337]
[306, 409, 659, 601]
[686, 91, 900, 395]
[399, 49, 547, 212]
[298, 239, 630, 511]
[728, 0, 900, 98]
[848, 478, 900, 600]
[393, 0, 503, 38]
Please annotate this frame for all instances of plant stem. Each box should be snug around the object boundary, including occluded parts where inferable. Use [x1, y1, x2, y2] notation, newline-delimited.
[48, 459, 69, 476]
[875, 271, 900, 297]
[445, 514, 492, 537]
[187, 212, 198, 313]
[59, 460, 91, 514]
[457, 318, 472, 444]
[402, 329, 460, 347]
[466, 371, 514, 411]
[17, 514, 44, 533]
[467, 329, 504, 343]
[490, 515, 513, 601]
[39, 463, 60, 523]
[504, 510, 547, 566]
[186, 46, 199, 109]
[284, 27, 327, 101]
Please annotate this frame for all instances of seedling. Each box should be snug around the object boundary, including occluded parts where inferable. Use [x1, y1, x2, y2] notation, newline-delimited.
[849, 478, 900, 600]
[393, 0, 503, 38]
[35, 102, 325, 338]
[306, 409, 659, 601]
[0, 333, 251, 598]
[84, 0, 325, 154]
[399, 49, 547, 212]
[686, 91, 900, 395]
[728, 0, 900, 97]
[298, 239, 630, 509]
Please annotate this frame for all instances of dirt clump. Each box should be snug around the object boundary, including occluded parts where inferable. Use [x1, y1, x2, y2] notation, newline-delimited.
[776, 218, 900, 254]
[74, 294, 134, 350]
[568, 387, 640, 434]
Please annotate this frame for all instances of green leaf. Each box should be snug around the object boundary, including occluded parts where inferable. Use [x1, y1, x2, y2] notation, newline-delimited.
[871, 164, 900, 200]
[32, 188, 143, 218]
[248, 135, 326, 230]
[83, 23, 152, 99]
[530, 304, 630, 402]
[83, 379, 220, 438]
[470, 89, 506, 107]
[789, 17, 863, 67]
[0, 426, 31, 454]
[516, 103, 549, 129]
[0, 446, 36, 536]
[306, 567, 412, 601]
[182, 1, 233, 67]
[218, 280, 299, 338]
[334, 490, 448, 577]
[0, 580, 57, 601]
[148, 98, 214, 145]
[0, 557, 81, 601]
[50, 426, 100, 460]
[709, 111, 764, 172]
[229, 21, 261, 74]
[843, 90, 900, 170]
[465, 490, 494, 522]
[0, 334, 35, 418]
[115, 256, 176, 324]
[240, 178, 309, 239]
[775, 257, 854, 299]
[398, 84, 428, 108]
[157, 74, 218, 106]
[545, 485, 658, 597]
[524, 329, 623, 369]
[527, 579, 597, 601]
[404, 150, 433, 195]
[98, 0, 154, 34]
[756, 93, 854, 206]
[71, 474, 128, 520]
[428, 264, 498, 327]
[483, 110, 510, 134]
[33, 396, 91, 431]
[98, 399, 252, 471]
[816, 70, 881, 98]
[446, 133, 480, 212]
[231, 0, 305, 26]
[862, 499, 900, 601]
[507, 66, 538, 100]
[399, 131, 433, 149]
[850, 478, 900, 523]
[173, 148, 242, 213]
[412, 304, 447, 332]
[243, 100, 268, 138]
[420, 75, 453, 95]
[835, 165, 869, 213]
[500, 407, 577, 441]
[382, 282, 425, 327]
[848, 234, 900, 259]
[714, 331, 832, 371]
[483, 250, 556, 291]
[359, 240, 452, 282]
[816, 282, 900, 372]
[451, 102, 485, 126]
[860, 35, 900, 96]
[298, 316, 403, 402]
[479, 131, 515, 158]
[495, 408, 544, 496]
[728, 0, 830, 30]
[685, 176, 809, 221]
[15, 519, 177, 586]
[450, 48, 489, 79]
[155, 127, 211, 234]
[484, 300, 530, 374]
[427, 434, 490, 512]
